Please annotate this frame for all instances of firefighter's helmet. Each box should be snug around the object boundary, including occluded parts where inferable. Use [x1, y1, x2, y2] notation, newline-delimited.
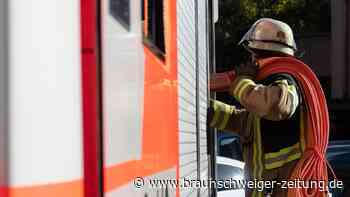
[239, 18, 297, 56]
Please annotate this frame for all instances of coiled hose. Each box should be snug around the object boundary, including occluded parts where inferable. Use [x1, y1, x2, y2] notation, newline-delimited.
[209, 57, 333, 197]
[257, 57, 331, 197]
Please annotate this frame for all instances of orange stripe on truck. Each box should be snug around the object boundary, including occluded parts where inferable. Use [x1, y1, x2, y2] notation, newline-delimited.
[0, 180, 83, 197]
[0, 159, 177, 197]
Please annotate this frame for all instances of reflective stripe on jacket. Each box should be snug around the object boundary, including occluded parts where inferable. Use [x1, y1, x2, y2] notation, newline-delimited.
[208, 73, 305, 196]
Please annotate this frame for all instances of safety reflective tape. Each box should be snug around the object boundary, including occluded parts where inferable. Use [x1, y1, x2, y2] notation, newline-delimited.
[210, 100, 233, 129]
[233, 79, 250, 95]
[265, 152, 301, 170]
[256, 117, 263, 180]
[252, 115, 263, 197]
[265, 147, 301, 164]
[233, 79, 254, 101]
[232, 79, 246, 96]
[237, 81, 253, 101]
[264, 142, 300, 159]
[218, 104, 233, 130]
[274, 80, 297, 99]
[210, 101, 221, 127]
[274, 79, 288, 84]
[287, 84, 296, 92]
[252, 117, 258, 197]
[288, 85, 298, 98]
[264, 142, 302, 170]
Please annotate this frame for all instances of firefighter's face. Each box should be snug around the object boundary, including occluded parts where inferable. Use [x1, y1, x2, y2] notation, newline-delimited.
[250, 53, 257, 63]
[243, 44, 258, 63]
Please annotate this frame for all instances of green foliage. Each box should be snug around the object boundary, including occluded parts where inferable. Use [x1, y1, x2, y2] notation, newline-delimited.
[215, 0, 331, 70]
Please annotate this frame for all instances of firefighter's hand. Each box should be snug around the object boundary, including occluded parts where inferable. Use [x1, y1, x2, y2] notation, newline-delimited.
[234, 61, 258, 79]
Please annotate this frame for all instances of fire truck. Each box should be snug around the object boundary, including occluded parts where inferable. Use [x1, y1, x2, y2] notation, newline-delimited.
[0, 0, 218, 196]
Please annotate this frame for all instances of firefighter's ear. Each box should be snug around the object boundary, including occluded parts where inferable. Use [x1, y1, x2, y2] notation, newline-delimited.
[251, 54, 258, 64]
[254, 60, 261, 68]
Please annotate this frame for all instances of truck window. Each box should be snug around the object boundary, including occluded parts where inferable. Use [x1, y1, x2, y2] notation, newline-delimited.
[110, 0, 130, 31]
[142, 0, 166, 60]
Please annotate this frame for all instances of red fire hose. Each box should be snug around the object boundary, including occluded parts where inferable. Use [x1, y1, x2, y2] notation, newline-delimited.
[210, 57, 332, 197]
[257, 57, 330, 197]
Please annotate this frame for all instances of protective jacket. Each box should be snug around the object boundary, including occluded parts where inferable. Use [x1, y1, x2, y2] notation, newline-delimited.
[208, 60, 305, 197]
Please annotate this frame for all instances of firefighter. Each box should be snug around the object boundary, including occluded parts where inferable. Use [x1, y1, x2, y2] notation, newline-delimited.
[209, 18, 304, 197]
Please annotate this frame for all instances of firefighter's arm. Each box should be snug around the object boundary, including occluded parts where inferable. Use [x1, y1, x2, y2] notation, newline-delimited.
[229, 76, 299, 121]
[207, 99, 247, 132]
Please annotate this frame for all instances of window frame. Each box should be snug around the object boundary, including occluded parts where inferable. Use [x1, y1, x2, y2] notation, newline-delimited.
[109, 0, 131, 31]
[142, 0, 166, 61]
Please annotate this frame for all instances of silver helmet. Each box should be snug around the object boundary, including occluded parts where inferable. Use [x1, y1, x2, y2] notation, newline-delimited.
[239, 18, 297, 56]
